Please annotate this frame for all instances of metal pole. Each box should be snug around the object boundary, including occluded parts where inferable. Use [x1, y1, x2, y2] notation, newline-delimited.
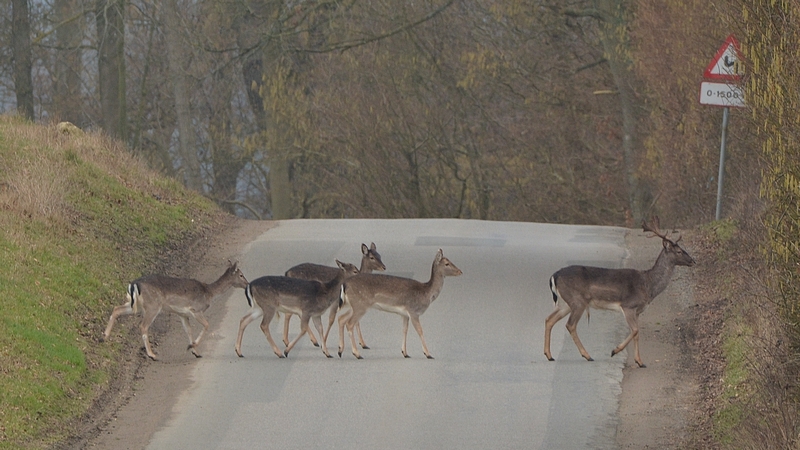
[715, 107, 730, 221]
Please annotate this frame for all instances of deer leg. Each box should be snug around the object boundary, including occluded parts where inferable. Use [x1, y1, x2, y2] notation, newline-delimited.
[177, 315, 196, 354]
[312, 315, 332, 358]
[323, 301, 338, 345]
[611, 308, 645, 367]
[282, 312, 292, 347]
[102, 302, 134, 341]
[543, 304, 571, 361]
[401, 315, 411, 358]
[235, 305, 263, 358]
[344, 310, 367, 359]
[409, 314, 433, 359]
[356, 323, 369, 349]
[564, 307, 593, 362]
[139, 305, 163, 361]
[337, 306, 354, 357]
[258, 307, 285, 358]
[284, 314, 310, 357]
[188, 312, 209, 358]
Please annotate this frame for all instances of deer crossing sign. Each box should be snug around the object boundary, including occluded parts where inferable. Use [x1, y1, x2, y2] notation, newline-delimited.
[699, 34, 745, 108]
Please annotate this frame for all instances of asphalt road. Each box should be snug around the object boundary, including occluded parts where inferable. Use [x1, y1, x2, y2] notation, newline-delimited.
[146, 219, 631, 450]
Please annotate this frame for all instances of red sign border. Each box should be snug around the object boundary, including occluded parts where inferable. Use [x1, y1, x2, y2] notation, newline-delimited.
[703, 34, 742, 81]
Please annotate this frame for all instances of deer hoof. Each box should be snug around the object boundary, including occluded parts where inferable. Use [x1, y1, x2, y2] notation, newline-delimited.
[338, 351, 343, 358]
[283, 349, 290, 357]
[426, 355, 434, 360]
[356, 355, 364, 360]
[313, 342, 320, 348]
[403, 353, 410, 359]
[637, 362, 647, 368]
[585, 356, 594, 362]
[361, 345, 370, 350]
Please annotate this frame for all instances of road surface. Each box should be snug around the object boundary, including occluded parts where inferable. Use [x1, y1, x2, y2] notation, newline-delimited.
[146, 219, 631, 449]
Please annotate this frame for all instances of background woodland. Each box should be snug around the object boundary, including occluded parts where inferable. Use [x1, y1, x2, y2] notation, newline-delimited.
[0, 0, 759, 226]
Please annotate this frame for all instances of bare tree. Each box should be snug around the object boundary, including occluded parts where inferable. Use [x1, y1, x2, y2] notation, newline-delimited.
[162, 0, 201, 191]
[53, 0, 84, 125]
[96, 0, 126, 140]
[12, 0, 34, 121]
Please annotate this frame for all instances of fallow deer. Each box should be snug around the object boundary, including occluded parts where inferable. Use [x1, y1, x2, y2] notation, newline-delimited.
[337, 248, 462, 359]
[284, 242, 386, 349]
[544, 217, 695, 368]
[235, 260, 359, 358]
[102, 260, 248, 360]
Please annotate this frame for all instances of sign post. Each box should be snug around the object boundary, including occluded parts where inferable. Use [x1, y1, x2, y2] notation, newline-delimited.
[699, 34, 745, 220]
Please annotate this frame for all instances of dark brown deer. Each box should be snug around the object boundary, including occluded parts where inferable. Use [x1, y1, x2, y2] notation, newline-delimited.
[284, 242, 385, 349]
[337, 249, 462, 359]
[235, 260, 359, 358]
[544, 217, 695, 368]
[102, 260, 249, 360]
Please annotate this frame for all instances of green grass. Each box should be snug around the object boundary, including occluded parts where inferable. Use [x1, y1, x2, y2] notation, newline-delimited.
[0, 115, 221, 448]
[712, 318, 752, 446]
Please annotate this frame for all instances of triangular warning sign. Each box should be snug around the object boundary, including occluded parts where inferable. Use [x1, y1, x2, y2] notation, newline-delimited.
[704, 35, 743, 81]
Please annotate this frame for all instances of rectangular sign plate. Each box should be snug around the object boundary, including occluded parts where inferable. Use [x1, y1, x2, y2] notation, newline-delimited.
[699, 81, 745, 108]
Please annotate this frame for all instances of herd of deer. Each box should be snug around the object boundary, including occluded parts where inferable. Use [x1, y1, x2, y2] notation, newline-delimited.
[101, 217, 694, 368]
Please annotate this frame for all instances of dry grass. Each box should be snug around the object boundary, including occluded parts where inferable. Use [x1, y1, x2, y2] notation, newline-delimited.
[0, 114, 221, 448]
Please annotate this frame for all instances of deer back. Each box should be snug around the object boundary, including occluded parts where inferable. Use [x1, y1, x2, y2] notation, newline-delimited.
[343, 249, 461, 314]
[284, 242, 386, 283]
[285, 263, 339, 284]
[250, 261, 358, 314]
[133, 261, 247, 312]
[552, 266, 650, 311]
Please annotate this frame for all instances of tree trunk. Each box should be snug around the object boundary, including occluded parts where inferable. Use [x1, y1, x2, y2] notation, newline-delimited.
[96, 0, 127, 141]
[208, 68, 247, 214]
[54, 0, 83, 125]
[163, 0, 202, 191]
[12, 0, 34, 121]
[595, 0, 646, 221]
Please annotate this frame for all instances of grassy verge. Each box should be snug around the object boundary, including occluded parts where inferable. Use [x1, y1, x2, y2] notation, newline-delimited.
[694, 218, 800, 448]
[0, 115, 220, 448]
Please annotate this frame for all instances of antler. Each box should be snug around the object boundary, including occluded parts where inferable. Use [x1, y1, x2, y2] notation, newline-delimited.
[642, 216, 681, 244]
[642, 216, 667, 240]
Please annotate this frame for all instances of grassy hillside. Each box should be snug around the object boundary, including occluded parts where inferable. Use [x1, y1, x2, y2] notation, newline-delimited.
[0, 115, 224, 448]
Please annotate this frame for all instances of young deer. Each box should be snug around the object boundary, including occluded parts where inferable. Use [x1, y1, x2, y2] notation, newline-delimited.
[544, 217, 695, 368]
[284, 242, 386, 349]
[235, 260, 359, 359]
[102, 260, 248, 360]
[337, 248, 462, 359]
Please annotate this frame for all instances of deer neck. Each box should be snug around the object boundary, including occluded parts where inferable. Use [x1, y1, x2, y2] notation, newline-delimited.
[645, 249, 676, 299]
[207, 274, 233, 297]
[424, 261, 447, 303]
[324, 269, 345, 292]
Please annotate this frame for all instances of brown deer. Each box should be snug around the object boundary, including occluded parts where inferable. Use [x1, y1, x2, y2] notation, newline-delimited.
[284, 242, 386, 349]
[102, 260, 248, 360]
[337, 248, 462, 359]
[235, 260, 359, 358]
[544, 217, 695, 368]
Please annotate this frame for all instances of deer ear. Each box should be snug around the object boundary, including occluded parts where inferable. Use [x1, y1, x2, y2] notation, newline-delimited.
[370, 242, 377, 251]
[435, 248, 444, 262]
[362, 243, 369, 255]
[662, 239, 670, 249]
